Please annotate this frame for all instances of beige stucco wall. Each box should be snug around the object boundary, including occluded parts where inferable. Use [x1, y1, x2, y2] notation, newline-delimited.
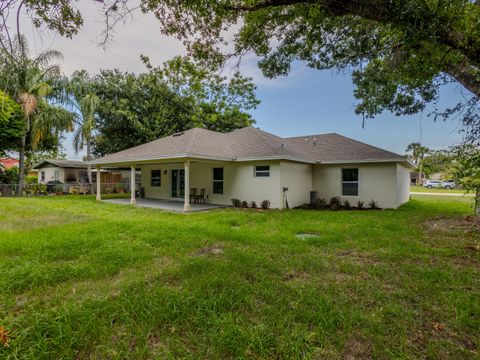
[312, 162, 402, 209]
[140, 161, 282, 208]
[395, 163, 411, 208]
[38, 167, 64, 183]
[280, 161, 313, 208]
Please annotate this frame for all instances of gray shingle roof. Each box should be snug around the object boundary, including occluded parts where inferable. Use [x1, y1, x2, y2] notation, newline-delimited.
[90, 127, 408, 165]
[34, 160, 89, 169]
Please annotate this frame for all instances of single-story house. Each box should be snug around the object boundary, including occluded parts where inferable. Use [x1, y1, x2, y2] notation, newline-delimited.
[90, 126, 414, 211]
[34, 159, 138, 188]
[35, 160, 92, 184]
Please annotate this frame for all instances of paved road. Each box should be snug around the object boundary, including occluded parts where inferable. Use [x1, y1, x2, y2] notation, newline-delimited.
[410, 192, 474, 197]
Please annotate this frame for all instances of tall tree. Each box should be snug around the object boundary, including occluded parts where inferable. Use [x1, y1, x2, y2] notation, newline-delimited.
[0, 37, 74, 195]
[61, 71, 100, 183]
[91, 62, 258, 156]
[406, 142, 430, 184]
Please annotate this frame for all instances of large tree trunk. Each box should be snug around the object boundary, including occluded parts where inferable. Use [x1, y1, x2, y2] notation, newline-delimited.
[16, 133, 26, 196]
[475, 188, 480, 217]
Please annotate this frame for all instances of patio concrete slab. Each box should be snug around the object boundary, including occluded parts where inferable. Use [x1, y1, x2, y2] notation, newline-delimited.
[103, 198, 225, 212]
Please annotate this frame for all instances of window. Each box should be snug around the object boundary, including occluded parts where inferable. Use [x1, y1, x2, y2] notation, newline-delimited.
[255, 165, 270, 177]
[151, 170, 161, 187]
[41, 171, 45, 182]
[342, 168, 358, 196]
[213, 167, 224, 194]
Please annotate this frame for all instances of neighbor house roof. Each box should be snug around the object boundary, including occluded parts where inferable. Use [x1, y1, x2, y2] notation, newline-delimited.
[90, 127, 410, 166]
[0, 157, 19, 169]
[34, 159, 89, 169]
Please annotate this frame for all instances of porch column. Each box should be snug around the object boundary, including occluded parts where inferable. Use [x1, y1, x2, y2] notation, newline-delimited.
[96, 165, 101, 201]
[184, 159, 191, 212]
[130, 165, 136, 205]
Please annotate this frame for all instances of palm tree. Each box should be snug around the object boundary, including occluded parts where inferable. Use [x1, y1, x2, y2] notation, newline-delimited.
[406, 142, 430, 184]
[61, 71, 100, 184]
[0, 36, 74, 195]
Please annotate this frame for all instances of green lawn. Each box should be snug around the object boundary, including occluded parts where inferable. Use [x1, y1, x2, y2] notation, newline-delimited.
[0, 196, 478, 359]
[410, 185, 468, 194]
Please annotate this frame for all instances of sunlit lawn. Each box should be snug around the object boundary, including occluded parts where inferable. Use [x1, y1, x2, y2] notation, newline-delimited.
[410, 185, 469, 194]
[0, 195, 478, 359]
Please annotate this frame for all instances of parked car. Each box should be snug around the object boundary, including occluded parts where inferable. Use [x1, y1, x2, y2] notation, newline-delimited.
[422, 179, 455, 189]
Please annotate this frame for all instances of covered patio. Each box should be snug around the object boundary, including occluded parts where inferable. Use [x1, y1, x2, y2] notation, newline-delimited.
[103, 198, 225, 212]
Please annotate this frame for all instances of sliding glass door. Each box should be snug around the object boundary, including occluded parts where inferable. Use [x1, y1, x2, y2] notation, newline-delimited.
[171, 169, 185, 198]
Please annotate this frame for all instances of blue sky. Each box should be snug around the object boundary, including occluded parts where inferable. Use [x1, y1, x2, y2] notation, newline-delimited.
[250, 66, 464, 155]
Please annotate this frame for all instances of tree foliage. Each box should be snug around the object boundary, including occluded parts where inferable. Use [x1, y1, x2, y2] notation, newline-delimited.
[0, 90, 23, 155]
[449, 144, 480, 215]
[0, 36, 74, 193]
[91, 60, 258, 156]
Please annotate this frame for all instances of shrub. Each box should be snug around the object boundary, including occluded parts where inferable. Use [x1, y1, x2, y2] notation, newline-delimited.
[369, 199, 379, 209]
[343, 199, 351, 209]
[260, 200, 271, 210]
[357, 200, 364, 210]
[329, 196, 342, 207]
[300, 203, 312, 209]
[250, 201, 257, 209]
[313, 198, 327, 209]
[230, 198, 241, 207]
[241, 200, 249, 208]
[330, 203, 340, 210]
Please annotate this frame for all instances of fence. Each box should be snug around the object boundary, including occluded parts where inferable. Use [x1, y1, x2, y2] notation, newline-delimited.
[0, 182, 136, 197]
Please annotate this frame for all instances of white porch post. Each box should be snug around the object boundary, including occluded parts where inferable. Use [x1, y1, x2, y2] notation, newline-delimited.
[184, 159, 191, 212]
[96, 165, 101, 201]
[130, 165, 136, 205]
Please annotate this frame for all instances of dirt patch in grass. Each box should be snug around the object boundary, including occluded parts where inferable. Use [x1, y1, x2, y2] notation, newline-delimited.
[342, 335, 373, 360]
[336, 250, 382, 266]
[189, 244, 224, 256]
[426, 216, 480, 236]
[283, 269, 310, 281]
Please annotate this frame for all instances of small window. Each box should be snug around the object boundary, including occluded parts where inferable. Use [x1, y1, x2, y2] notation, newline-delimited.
[255, 165, 270, 177]
[213, 167, 224, 194]
[342, 168, 358, 196]
[151, 170, 161, 187]
[41, 171, 45, 182]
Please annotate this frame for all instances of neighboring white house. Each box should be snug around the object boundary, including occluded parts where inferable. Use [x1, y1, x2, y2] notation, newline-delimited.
[90, 127, 413, 211]
[35, 160, 91, 184]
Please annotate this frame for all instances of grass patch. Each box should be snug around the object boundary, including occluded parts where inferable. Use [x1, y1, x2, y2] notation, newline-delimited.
[0, 195, 478, 359]
[410, 185, 469, 194]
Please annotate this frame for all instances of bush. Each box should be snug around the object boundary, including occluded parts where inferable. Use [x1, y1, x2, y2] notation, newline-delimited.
[329, 196, 342, 207]
[313, 198, 327, 209]
[241, 200, 249, 208]
[230, 198, 241, 207]
[357, 200, 364, 210]
[368, 199, 379, 209]
[250, 201, 257, 209]
[260, 200, 271, 210]
[343, 199, 351, 209]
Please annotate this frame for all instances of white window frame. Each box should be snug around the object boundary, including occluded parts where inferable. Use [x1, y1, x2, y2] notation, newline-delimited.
[254, 165, 270, 177]
[150, 169, 162, 187]
[341, 168, 359, 196]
